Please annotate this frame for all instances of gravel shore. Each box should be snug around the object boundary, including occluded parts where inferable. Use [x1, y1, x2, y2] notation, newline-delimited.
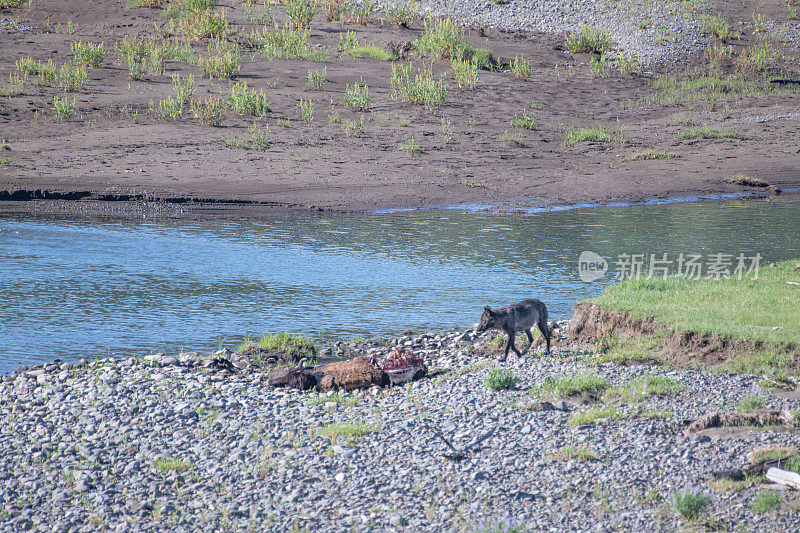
[405, 0, 706, 62]
[2, 330, 799, 531]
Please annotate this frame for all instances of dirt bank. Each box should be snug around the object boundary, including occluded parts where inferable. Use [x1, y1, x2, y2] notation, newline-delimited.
[567, 302, 800, 371]
[1, 0, 799, 214]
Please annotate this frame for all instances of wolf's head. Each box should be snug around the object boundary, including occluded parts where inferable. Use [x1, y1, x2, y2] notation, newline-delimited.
[476, 306, 497, 334]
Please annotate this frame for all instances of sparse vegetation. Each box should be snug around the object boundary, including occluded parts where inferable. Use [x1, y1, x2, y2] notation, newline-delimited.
[699, 13, 730, 42]
[116, 36, 164, 79]
[154, 458, 193, 473]
[672, 487, 711, 521]
[70, 42, 106, 67]
[229, 81, 269, 117]
[249, 124, 270, 150]
[297, 98, 314, 123]
[163, 0, 228, 40]
[237, 333, 317, 361]
[171, 74, 195, 104]
[196, 39, 240, 79]
[676, 125, 741, 141]
[737, 393, 767, 412]
[622, 150, 679, 162]
[484, 368, 519, 390]
[549, 445, 600, 462]
[726, 174, 767, 187]
[285, 0, 318, 29]
[567, 406, 624, 426]
[498, 130, 526, 147]
[451, 58, 479, 89]
[750, 491, 783, 514]
[564, 125, 611, 147]
[318, 421, 379, 439]
[149, 96, 183, 121]
[565, 25, 612, 54]
[343, 78, 371, 110]
[399, 135, 423, 155]
[250, 24, 330, 62]
[510, 109, 536, 130]
[52, 94, 76, 120]
[603, 375, 685, 402]
[305, 67, 327, 90]
[190, 95, 225, 126]
[510, 54, 531, 79]
[390, 64, 448, 112]
[535, 373, 608, 399]
[383, 0, 418, 27]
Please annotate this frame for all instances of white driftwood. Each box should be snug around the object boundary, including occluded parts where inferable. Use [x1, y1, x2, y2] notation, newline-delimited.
[766, 467, 800, 490]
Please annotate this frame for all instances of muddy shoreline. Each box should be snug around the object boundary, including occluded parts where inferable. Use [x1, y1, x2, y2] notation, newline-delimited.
[2, 1, 800, 217]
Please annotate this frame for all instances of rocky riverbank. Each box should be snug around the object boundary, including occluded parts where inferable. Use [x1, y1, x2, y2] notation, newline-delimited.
[2, 330, 799, 531]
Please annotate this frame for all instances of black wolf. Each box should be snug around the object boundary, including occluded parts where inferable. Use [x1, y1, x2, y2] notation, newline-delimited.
[476, 299, 550, 360]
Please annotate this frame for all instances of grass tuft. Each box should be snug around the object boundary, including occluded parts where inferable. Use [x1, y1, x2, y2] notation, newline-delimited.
[672, 487, 711, 521]
[70, 41, 106, 67]
[535, 373, 608, 398]
[52, 95, 76, 120]
[603, 375, 685, 402]
[750, 491, 783, 514]
[390, 64, 448, 113]
[567, 406, 624, 426]
[229, 81, 269, 117]
[564, 125, 610, 147]
[190, 96, 225, 126]
[343, 78, 371, 110]
[549, 445, 599, 462]
[564, 25, 612, 54]
[484, 368, 519, 390]
[676, 124, 741, 141]
[622, 150, 679, 162]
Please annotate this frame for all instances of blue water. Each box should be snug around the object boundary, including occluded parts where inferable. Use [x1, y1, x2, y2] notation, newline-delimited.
[1, 197, 798, 372]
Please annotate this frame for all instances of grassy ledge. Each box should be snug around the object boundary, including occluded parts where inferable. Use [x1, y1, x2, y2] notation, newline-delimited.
[588, 259, 800, 375]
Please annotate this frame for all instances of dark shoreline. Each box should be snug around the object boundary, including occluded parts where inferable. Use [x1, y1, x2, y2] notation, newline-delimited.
[0, 188, 796, 220]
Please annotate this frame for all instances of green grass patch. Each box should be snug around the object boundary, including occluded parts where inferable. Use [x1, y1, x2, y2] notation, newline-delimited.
[318, 421, 379, 439]
[750, 491, 783, 514]
[591, 259, 800, 347]
[737, 393, 767, 412]
[603, 375, 685, 402]
[677, 124, 741, 141]
[498, 130, 526, 147]
[229, 81, 269, 116]
[116, 36, 164, 79]
[567, 406, 625, 426]
[510, 54, 531, 79]
[622, 150, 679, 162]
[484, 368, 519, 390]
[535, 373, 608, 399]
[564, 125, 610, 147]
[749, 446, 798, 464]
[70, 41, 106, 67]
[672, 488, 711, 521]
[451, 57, 478, 89]
[398, 135, 423, 155]
[564, 25, 612, 54]
[651, 69, 800, 105]
[250, 24, 330, 62]
[390, 63, 448, 113]
[237, 333, 317, 361]
[154, 458, 193, 473]
[224, 136, 248, 149]
[52, 95, 76, 120]
[149, 96, 183, 121]
[549, 444, 599, 462]
[510, 109, 536, 130]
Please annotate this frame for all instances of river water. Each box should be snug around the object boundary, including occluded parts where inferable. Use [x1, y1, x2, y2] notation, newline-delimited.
[1, 197, 798, 372]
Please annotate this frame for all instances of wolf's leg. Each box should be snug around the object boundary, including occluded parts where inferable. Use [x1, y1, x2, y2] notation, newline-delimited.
[501, 335, 512, 362]
[509, 333, 521, 357]
[538, 318, 551, 354]
[525, 329, 534, 352]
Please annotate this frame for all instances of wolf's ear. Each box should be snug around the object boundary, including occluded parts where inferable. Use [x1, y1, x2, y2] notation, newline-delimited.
[484, 305, 492, 313]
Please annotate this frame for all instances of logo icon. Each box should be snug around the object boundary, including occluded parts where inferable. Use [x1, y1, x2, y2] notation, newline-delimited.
[578, 251, 608, 282]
